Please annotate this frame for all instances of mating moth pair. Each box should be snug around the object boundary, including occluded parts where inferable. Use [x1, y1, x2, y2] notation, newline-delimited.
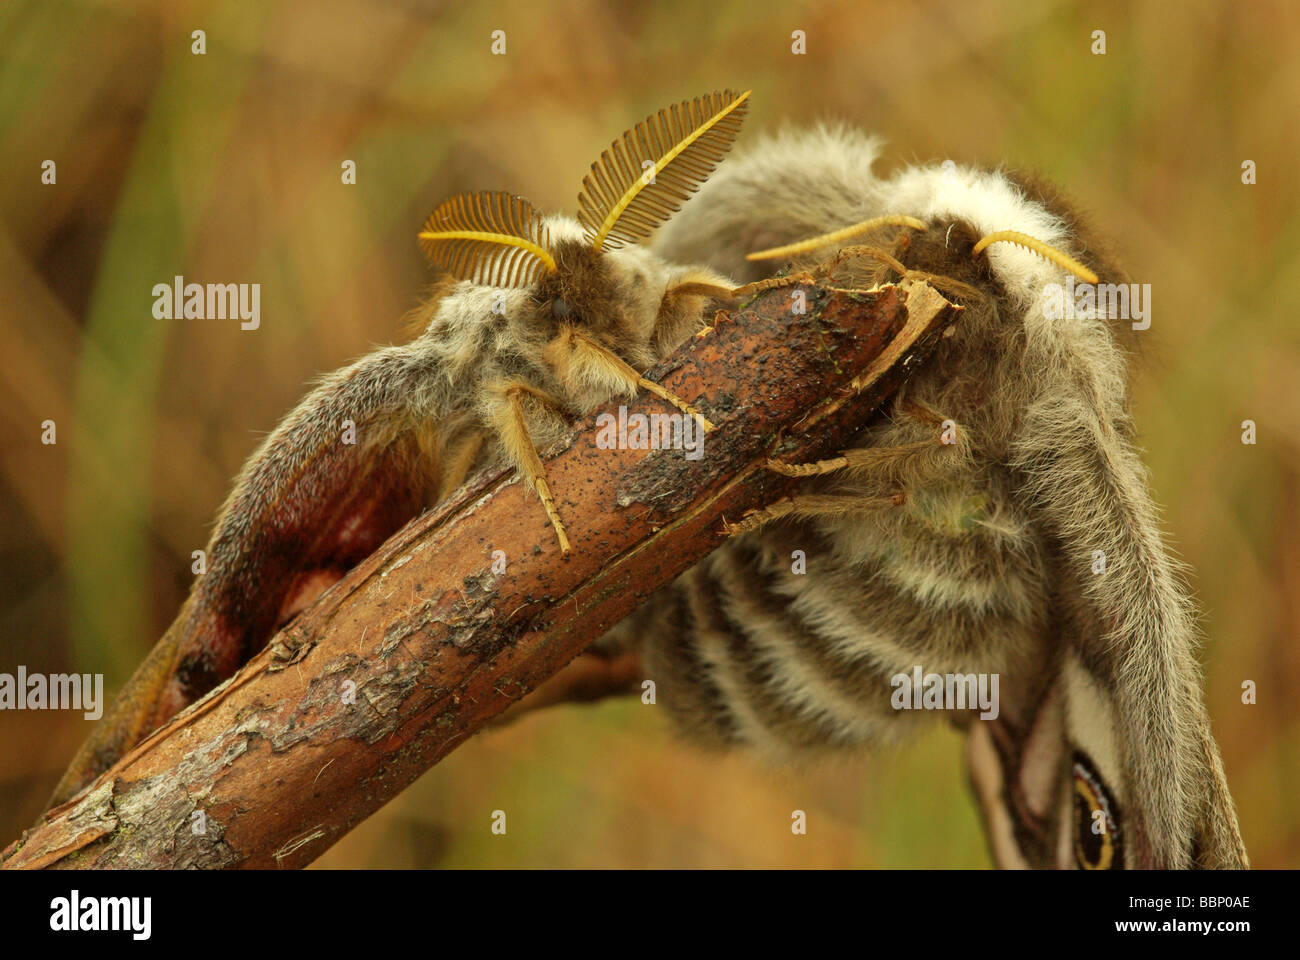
[52, 90, 1246, 871]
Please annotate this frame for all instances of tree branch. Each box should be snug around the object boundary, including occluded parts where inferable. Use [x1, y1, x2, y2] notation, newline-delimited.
[2, 278, 958, 870]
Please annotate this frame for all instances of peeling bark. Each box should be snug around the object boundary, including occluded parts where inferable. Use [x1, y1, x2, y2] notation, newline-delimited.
[2, 278, 958, 870]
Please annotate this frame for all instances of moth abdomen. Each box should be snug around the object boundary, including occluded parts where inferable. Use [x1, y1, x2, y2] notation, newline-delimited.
[631, 122, 1246, 869]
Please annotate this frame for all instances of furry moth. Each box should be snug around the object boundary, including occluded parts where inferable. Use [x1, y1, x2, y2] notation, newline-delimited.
[614, 123, 1248, 869]
[50, 89, 755, 804]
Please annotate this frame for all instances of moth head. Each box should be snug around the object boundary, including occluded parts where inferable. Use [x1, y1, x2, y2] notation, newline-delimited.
[418, 90, 750, 407]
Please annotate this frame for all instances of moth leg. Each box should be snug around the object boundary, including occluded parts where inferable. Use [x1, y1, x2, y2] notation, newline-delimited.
[726, 272, 818, 300]
[810, 243, 907, 282]
[555, 326, 715, 429]
[435, 430, 486, 502]
[655, 273, 817, 304]
[766, 436, 964, 483]
[658, 278, 736, 306]
[725, 492, 904, 537]
[651, 263, 738, 349]
[743, 401, 975, 537]
[814, 242, 989, 304]
[487, 380, 573, 554]
[767, 401, 973, 486]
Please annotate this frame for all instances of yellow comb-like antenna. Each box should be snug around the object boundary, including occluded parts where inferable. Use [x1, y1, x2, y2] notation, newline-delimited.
[578, 89, 751, 251]
[972, 230, 1099, 284]
[746, 215, 927, 261]
[419, 192, 557, 287]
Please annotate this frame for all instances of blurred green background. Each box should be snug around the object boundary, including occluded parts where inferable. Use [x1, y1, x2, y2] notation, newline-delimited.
[1, 0, 1296, 868]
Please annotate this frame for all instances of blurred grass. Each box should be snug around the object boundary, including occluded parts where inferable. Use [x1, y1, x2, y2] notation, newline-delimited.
[0, 0, 1296, 867]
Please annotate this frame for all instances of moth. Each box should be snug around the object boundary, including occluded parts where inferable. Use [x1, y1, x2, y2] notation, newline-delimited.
[50, 89, 755, 802]
[617, 123, 1249, 869]
[48, 92, 1247, 871]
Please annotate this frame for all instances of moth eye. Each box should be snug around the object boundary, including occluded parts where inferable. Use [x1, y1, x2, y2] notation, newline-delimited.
[551, 298, 573, 318]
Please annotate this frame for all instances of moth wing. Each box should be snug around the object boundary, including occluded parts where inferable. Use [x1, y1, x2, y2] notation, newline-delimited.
[963, 664, 1072, 869]
[1009, 358, 1249, 869]
[50, 341, 476, 805]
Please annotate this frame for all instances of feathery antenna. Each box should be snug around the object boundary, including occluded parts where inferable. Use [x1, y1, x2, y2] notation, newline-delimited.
[972, 230, 1099, 284]
[578, 89, 751, 251]
[419, 192, 557, 288]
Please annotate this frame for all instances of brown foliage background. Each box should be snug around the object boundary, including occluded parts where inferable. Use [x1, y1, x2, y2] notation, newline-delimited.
[0, 0, 1296, 867]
